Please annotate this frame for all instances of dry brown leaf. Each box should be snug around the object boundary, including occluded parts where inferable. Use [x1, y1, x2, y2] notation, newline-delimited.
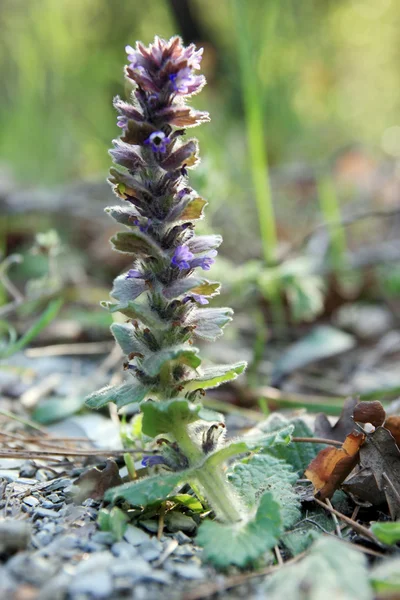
[353, 401, 386, 428]
[384, 415, 400, 447]
[314, 396, 359, 442]
[305, 429, 365, 500]
[74, 459, 123, 503]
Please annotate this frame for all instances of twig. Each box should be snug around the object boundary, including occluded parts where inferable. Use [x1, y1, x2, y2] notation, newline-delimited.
[183, 552, 306, 600]
[325, 498, 342, 538]
[0, 447, 154, 460]
[157, 502, 166, 541]
[25, 341, 115, 357]
[0, 409, 48, 434]
[292, 437, 342, 447]
[313, 498, 378, 543]
[382, 472, 400, 505]
[274, 545, 283, 566]
[0, 431, 92, 443]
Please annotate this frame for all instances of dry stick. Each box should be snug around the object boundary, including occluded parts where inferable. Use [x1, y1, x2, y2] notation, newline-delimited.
[183, 552, 306, 600]
[292, 436, 343, 447]
[0, 431, 92, 443]
[157, 502, 166, 541]
[25, 341, 115, 357]
[325, 498, 342, 538]
[0, 447, 153, 460]
[313, 497, 378, 543]
[0, 409, 48, 434]
[274, 545, 283, 566]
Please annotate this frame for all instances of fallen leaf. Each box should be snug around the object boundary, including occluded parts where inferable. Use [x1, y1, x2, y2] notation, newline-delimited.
[353, 401, 386, 428]
[384, 415, 400, 447]
[74, 459, 123, 503]
[314, 396, 359, 442]
[305, 429, 365, 500]
[342, 467, 386, 507]
[359, 427, 400, 520]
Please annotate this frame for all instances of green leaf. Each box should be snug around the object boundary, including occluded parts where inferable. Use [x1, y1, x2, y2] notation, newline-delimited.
[141, 399, 202, 437]
[179, 197, 207, 221]
[169, 494, 203, 513]
[196, 491, 282, 568]
[370, 558, 400, 594]
[111, 230, 164, 259]
[109, 506, 129, 541]
[105, 205, 139, 227]
[281, 508, 333, 556]
[97, 508, 111, 531]
[110, 322, 143, 356]
[371, 521, 400, 545]
[163, 277, 220, 300]
[263, 537, 373, 600]
[190, 307, 233, 341]
[85, 381, 148, 410]
[271, 325, 355, 384]
[111, 273, 147, 303]
[0, 298, 63, 359]
[228, 454, 301, 528]
[184, 362, 246, 391]
[204, 425, 293, 469]
[105, 471, 185, 506]
[101, 300, 160, 329]
[32, 395, 84, 424]
[250, 415, 325, 473]
[141, 345, 201, 377]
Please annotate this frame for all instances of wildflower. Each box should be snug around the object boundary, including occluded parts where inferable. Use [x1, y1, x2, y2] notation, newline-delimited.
[126, 269, 142, 279]
[171, 245, 194, 270]
[183, 294, 209, 305]
[190, 250, 217, 271]
[144, 131, 171, 153]
[117, 115, 128, 128]
[142, 455, 167, 468]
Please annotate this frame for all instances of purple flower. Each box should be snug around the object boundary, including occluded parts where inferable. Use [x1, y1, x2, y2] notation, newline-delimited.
[171, 245, 194, 270]
[132, 217, 151, 233]
[190, 250, 217, 271]
[169, 68, 195, 94]
[144, 131, 171, 153]
[183, 294, 209, 305]
[142, 455, 167, 468]
[117, 115, 128, 128]
[126, 269, 142, 279]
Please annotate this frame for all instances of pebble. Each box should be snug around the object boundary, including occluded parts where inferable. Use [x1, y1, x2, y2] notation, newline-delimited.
[0, 520, 31, 553]
[140, 539, 164, 562]
[123, 524, 150, 546]
[19, 461, 38, 478]
[111, 540, 138, 559]
[69, 570, 113, 598]
[34, 530, 53, 547]
[165, 512, 196, 532]
[174, 531, 192, 545]
[23, 495, 40, 508]
[91, 531, 115, 545]
[111, 557, 151, 580]
[7, 552, 60, 586]
[34, 507, 60, 519]
[170, 563, 205, 580]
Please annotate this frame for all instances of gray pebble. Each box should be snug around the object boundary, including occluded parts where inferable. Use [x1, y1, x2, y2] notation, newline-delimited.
[170, 563, 205, 580]
[75, 551, 115, 574]
[139, 519, 159, 533]
[139, 539, 163, 562]
[0, 520, 31, 553]
[123, 524, 150, 546]
[91, 531, 115, 545]
[143, 569, 172, 584]
[69, 571, 113, 598]
[34, 530, 53, 547]
[47, 493, 61, 503]
[0, 566, 17, 596]
[174, 531, 192, 545]
[165, 512, 196, 532]
[41, 500, 62, 510]
[34, 507, 59, 519]
[7, 552, 59, 586]
[16, 477, 39, 486]
[173, 544, 196, 557]
[82, 498, 100, 508]
[19, 462, 37, 479]
[37, 570, 72, 600]
[23, 495, 40, 507]
[111, 540, 138, 559]
[111, 557, 151, 579]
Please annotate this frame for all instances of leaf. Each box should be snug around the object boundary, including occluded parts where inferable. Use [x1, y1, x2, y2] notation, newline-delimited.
[353, 401, 386, 427]
[385, 415, 400, 447]
[228, 454, 301, 528]
[105, 471, 185, 506]
[110, 322, 143, 356]
[111, 273, 147, 303]
[184, 362, 247, 391]
[179, 197, 207, 221]
[105, 205, 140, 226]
[169, 494, 203, 513]
[162, 277, 220, 300]
[263, 537, 373, 600]
[111, 231, 164, 259]
[281, 507, 335, 556]
[370, 558, 400, 594]
[370, 521, 400, 545]
[141, 345, 201, 377]
[271, 325, 355, 385]
[248, 415, 324, 474]
[189, 307, 233, 341]
[187, 235, 222, 254]
[74, 460, 123, 503]
[315, 396, 359, 442]
[196, 491, 282, 568]
[85, 381, 148, 410]
[358, 426, 400, 519]
[141, 399, 202, 437]
[102, 300, 160, 329]
[305, 429, 365, 500]
[32, 395, 84, 424]
[161, 140, 199, 170]
[0, 298, 63, 359]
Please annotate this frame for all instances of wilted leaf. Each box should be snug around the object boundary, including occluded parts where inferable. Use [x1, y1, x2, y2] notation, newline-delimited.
[178, 197, 208, 221]
[305, 430, 365, 499]
[315, 397, 359, 442]
[353, 401, 386, 427]
[196, 492, 282, 568]
[271, 326, 355, 385]
[385, 415, 400, 447]
[75, 460, 123, 503]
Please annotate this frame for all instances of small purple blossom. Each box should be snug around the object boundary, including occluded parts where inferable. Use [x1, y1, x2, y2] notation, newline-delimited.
[169, 68, 195, 94]
[126, 269, 142, 279]
[117, 115, 128, 128]
[144, 131, 171, 153]
[190, 250, 217, 271]
[171, 245, 194, 270]
[142, 455, 167, 468]
[132, 217, 151, 233]
[183, 294, 209, 305]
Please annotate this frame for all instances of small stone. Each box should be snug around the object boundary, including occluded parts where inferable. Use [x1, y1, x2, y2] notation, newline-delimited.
[23, 496, 40, 508]
[34, 530, 53, 547]
[34, 507, 59, 519]
[111, 557, 151, 579]
[111, 540, 138, 559]
[35, 469, 54, 482]
[46, 493, 60, 503]
[0, 566, 17, 596]
[19, 461, 37, 478]
[173, 544, 196, 557]
[139, 539, 163, 562]
[171, 563, 205, 579]
[37, 570, 72, 600]
[139, 519, 159, 533]
[165, 512, 196, 532]
[82, 498, 100, 508]
[143, 569, 172, 584]
[15, 477, 39, 486]
[7, 552, 59, 586]
[45, 478, 71, 491]
[174, 531, 192, 545]
[123, 524, 150, 546]
[69, 571, 113, 598]
[91, 531, 115, 545]
[0, 520, 31, 553]
[41, 500, 62, 510]
[75, 551, 115, 574]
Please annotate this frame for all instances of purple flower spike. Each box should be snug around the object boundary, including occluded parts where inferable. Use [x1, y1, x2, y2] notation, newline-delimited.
[171, 245, 194, 270]
[169, 68, 195, 94]
[142, 455, 167, 468]
[117, 115, 128, 128]
[190, 250, 217, 271]
[144, 131, 171, 153]
[126, 269, 142, 279]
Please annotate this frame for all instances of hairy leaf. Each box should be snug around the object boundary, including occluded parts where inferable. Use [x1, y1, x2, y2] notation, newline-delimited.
[111, 273, 147, 303]
[162, 276, 219, 300]
[141, 345, 201, 377]
[229, 454, 300, 528]
[187, 235, 222, 254]
[141, 398, 202, 437]
[110, 322, 143, 356]
[189, 307, 233, 341]
[184, 361, 247, 391]
[105, 471, 185, 506]
[85, 381, 148, 409]
[101, 300, 160, 329]
[179, 197, 208, 221]
[111, 231, 164, 259]
[196, 492, 282, 568]
[105, 205, 140, 226]
[263, 537, 372, 600]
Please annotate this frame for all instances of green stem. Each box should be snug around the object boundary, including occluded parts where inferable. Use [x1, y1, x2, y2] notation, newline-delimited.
[171, 421, 243, 523]
[317, 175, 347, 272]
